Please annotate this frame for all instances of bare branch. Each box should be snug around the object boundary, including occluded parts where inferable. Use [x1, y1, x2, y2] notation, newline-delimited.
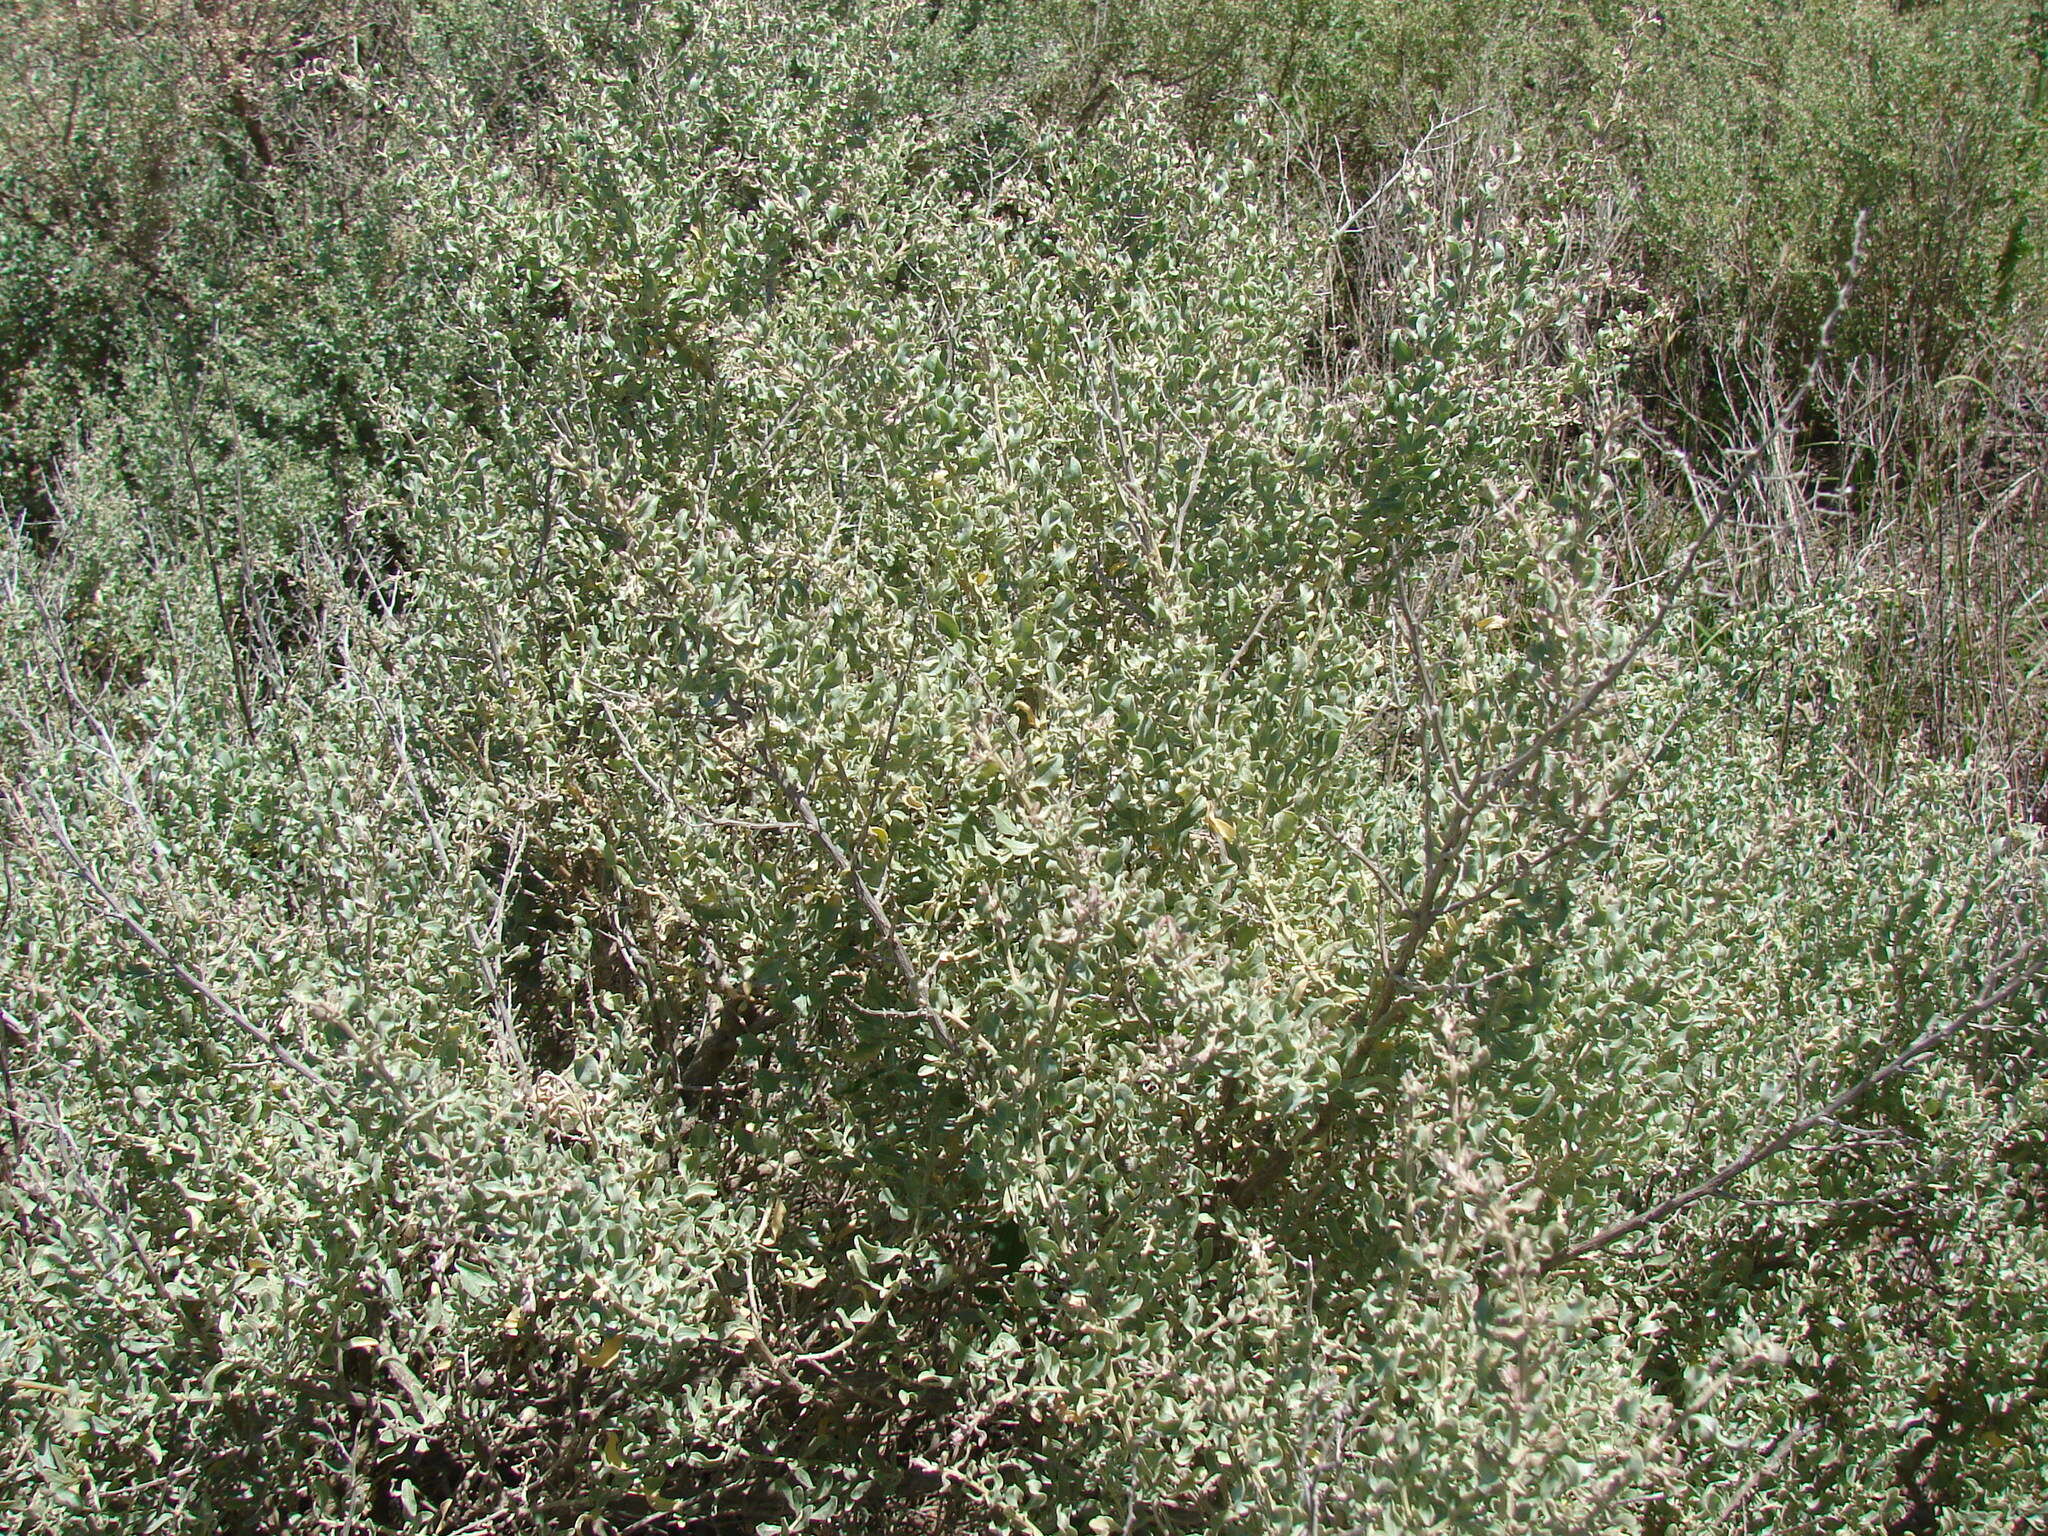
[756, 748, 956, 1051]
[28, 791, 343, 1108]
[1543, 938, 2046, 1273]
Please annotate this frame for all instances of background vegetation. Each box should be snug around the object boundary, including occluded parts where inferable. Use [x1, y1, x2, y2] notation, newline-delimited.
[5, 0, 2048, 1530]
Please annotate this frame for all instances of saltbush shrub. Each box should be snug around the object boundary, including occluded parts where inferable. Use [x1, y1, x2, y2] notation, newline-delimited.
[3, 3, 2047, 1533]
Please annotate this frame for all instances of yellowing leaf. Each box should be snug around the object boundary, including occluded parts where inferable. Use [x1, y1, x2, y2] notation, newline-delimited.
[602, 1430, 627, 1470]
[580, 1335, 624, 1370]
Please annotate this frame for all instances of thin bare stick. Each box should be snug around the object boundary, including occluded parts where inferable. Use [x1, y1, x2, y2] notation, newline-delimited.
[1716, 1421, 1806, 1529]
[173, 383, 257, 743]
[793, 1277, 911, 1371]
[1543, 937, 2045, 1273]
[756, 749, 956, 1050]
[1221, 588, 1289, 681]
[32, 794, 342, 1107]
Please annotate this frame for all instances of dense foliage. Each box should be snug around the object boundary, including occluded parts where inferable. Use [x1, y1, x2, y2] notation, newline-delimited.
[5, 1, 2048, 1531]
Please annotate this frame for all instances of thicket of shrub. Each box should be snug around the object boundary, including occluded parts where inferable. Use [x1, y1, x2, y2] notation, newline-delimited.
[5, 2, 2048, 1532]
